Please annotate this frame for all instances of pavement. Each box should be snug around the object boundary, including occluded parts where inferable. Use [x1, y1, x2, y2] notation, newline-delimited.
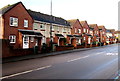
[2, 44, 117, 63]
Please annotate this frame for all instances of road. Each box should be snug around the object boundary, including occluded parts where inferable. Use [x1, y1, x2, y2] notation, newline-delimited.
[1, 44, 119, 79]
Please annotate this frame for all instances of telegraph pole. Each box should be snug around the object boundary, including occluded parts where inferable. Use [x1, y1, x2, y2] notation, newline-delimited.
[50, 0, 53, 51]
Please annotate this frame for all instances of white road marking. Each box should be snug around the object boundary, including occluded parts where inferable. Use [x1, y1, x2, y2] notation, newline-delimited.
[94, 52, 105, 55]
[67, 55, 90, 62]
[0, 65, 52, 79]
[106, 53, 118, 56]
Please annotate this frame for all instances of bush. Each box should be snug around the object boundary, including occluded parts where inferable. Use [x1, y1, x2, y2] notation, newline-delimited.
[67, 44, 74, 47]
[81, 42, 85, 46]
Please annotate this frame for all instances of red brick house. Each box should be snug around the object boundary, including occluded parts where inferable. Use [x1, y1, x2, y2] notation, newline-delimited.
[67, 19, 82, 48]
[0, 2, 43, 58]
[106, 29, 116, 44]
[98, 25, 106, 45]
[89, 24, 100, 46]
[80, 21, 92, 48]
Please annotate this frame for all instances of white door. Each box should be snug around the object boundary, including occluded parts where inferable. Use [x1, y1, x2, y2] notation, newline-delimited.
[88, 37, 91, 44]
[79, 39, 81, 44]
[23, 36, 29, 49]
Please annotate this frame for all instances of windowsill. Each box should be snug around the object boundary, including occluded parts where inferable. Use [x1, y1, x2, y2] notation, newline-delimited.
[10, 43, 16, 44]
[41, 29, 45, 31]
[24, 27, 28, 28]
[52, 31, 55, 32]
[10, 26, 18, 27]
[63, 32, 66, 33]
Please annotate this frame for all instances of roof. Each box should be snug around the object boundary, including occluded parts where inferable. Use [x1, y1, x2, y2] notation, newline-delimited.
[114, 31, 120, 34]
[67, 19, 77, 26]
[28, 10, 70, 26]
[80, 21, 86, 26]
[89, 24, 97, 28]
[0, 2, 22, 15]
[98, 25, 106, 30]
[107, 29, 115, 33]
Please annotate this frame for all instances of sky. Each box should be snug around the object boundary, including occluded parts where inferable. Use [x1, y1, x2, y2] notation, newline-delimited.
[0, 0, 119, 30]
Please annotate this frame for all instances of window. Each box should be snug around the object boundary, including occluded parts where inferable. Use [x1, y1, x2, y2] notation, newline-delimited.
[57, 27, 59, 31]
[31, 37, 34, 42]
[40, 24, 45, 29]
[9, 35, 16, 43]
[75, 28, 77, 33]
[87, 29, 89, 33]
[63, 28, 66, 32]
[97, 31, 98, 34]
[90, 31, 93, 34]
[24, 20, 28, 27]
[84, 37, 86, 40]
[33, 23, 38, 30]
[10, 17, 18, 26]
[84, 28, 86, 32]
[78, 29, 81, 33]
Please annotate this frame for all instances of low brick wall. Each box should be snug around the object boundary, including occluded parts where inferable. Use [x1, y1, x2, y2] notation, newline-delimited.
[2, 39, 35, 58]
[92, 44, 97, 47]
[86, 44, 92, 48]
[76, 45, 85, 49]
[56, 46, 74, 51]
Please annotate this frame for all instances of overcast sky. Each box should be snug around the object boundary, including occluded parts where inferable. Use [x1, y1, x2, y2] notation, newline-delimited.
[0, 0, 119, 30]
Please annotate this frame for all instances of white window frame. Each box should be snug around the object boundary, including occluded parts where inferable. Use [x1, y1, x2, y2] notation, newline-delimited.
[87, 29, 89, 33]
[33, 23, 38, 30]
[40, 24, 45, 30]
[24, 20, 28, 27]
[84, 37, 86, 40]
[78, 29, 81, 33]
[84, 28, 86, 32]
[10, 17, 18, 27]
[9, 35, 16, 43]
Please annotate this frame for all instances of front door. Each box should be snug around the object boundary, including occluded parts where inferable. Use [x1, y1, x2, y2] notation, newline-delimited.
[88, 37, 91, 44]
[23, 36, 29, 49]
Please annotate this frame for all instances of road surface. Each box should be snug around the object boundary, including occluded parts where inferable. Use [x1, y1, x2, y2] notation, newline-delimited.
[1, 44, 119, 79]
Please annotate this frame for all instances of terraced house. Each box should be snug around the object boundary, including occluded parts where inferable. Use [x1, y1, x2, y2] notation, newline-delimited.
[0, 1, 117, 58]
[67, 19, 82, 48]
[80, 21, 93, 48]
[106, 29, 116, 44]
[98, 25, 107, 45]
[0, 2, 43, 58]
[28, 10, 71, 48]
[89, 24, 100, 46]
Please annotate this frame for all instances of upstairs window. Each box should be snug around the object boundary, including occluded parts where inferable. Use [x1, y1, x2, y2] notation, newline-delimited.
[84, 37, 86, 40]
[78, 29, 81, 33]
[87, 29, 89, 33]
[84, 28, 86, 32]
[40, 24, 45, 29]
[33, 23, 38, 30]
[24, 20, 28, 27]
[9, 35, 16, 43]
[10, 17, 18, 27]
[75, 28, 77, 33]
